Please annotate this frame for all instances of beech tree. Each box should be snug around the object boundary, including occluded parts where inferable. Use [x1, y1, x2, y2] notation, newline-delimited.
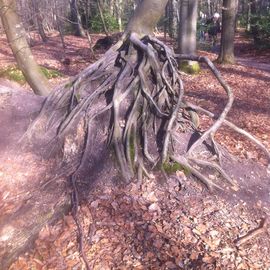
[31, 0, 48, 42]
[70, 0, 85, 36]
[0, 0, 269, 268]
[0, 0, 51, 96]
[178, 0, 200, 73]
[167, 0, 179, 38]
[217, 0, 238, 63]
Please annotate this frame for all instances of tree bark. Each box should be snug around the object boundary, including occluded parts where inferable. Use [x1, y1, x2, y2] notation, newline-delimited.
[116, 0, 123, 32]
[31, 0, 48, 42]
[217, 0, 237, 64]
[178, 0, 198, 55]
[97, 0, 109, 36]
[0, 0, 50, 96]
[54, 0, 66, 49]
[178, 0, 200, 73]
[168, 0, 179, 39]
[125, 0, 168, 36]
[70, 0, 85, 37]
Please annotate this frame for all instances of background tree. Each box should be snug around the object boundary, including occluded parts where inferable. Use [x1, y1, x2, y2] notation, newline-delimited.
[217, 0, 238, 63]
[31, 0, 48, 42]
[0, 0, 50, 95]
[178, 0, 200, 73]
[70, 0, 85, 36]
[167, 0, 179, 38]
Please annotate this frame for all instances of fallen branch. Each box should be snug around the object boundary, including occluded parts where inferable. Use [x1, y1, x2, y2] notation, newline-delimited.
[235, 217, 268, 247]
[183, 101, 270, 162]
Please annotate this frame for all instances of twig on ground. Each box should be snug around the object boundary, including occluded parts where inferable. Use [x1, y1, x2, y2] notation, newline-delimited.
[235, 217, 268, 247]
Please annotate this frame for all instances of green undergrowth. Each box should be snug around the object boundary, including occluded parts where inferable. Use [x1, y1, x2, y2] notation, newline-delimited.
[179, 60, 201, 74]
[0, 66, 25, 83]
[162, 161, 191, 176]
[0, 66, 62, 84]
[40, 67, 62, 79]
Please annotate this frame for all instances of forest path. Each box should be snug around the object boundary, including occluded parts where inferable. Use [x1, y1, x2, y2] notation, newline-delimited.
[199, 30, 270, 72]
[236, 56, 270, 72]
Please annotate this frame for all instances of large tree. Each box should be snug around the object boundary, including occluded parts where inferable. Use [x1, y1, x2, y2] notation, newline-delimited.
[0, 0, 50, 96]
[0, 0, 269, 268]
[217, 0, 238, 64]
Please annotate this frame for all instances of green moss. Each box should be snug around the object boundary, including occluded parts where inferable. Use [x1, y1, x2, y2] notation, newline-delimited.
[163, 161, 191, 176]
[0, 66, 62, 84]
[129, 135, 135, 164]
[179, 60, 201, 74]
[0, 66, 25, 84]
[40, 67, 62, 79]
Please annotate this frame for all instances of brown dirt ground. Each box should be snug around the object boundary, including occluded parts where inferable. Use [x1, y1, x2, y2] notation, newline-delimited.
[0, 31, 270, 269]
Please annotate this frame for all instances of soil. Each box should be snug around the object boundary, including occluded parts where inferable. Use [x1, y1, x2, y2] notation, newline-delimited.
[0, 31, 269, 269]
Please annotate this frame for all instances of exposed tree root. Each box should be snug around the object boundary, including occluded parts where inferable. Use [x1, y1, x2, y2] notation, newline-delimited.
[24, 34, 270, 192]
[20, 33, 270, 269]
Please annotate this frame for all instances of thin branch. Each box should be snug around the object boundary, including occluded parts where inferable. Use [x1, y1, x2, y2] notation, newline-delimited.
[184, 101, 270, 162]
[175, 54, 234, 156]
[235, 217, 268, 246]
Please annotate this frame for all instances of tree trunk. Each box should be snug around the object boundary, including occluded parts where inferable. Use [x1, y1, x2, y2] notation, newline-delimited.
[247, 0, 251, 31]
[116, 0, 123, 32]
[70, 0, 85, 37]
[31, 0, 48, 42]
[0, 0, 50, 96]
[97, 0, 109, 36]
[54, 0, 66, 49]
[178, 0, 200, 73]
[178, 0, 198, 55]
[125, 0, 168, 36]
[207, 0, 212, 16]
[168, 0, 179, 39]
[217, 0, 237, 64]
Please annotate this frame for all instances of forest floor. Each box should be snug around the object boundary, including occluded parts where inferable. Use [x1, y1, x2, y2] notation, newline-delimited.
[0, 31, 270, 269]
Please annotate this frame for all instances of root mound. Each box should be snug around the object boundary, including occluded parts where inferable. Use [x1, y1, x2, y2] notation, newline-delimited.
[24, 33, 269, 192]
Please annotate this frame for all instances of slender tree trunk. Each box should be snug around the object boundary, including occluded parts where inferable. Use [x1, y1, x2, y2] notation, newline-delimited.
[178, 0, 200, 73]
[168, 0, 179, 38]
[31, 0, 48, 42]
[217, 0, 237, 64]
[97, 0, 109, 35]
[247, 0, 251, 31]
[116, 0, 123, 32]
[0, 0, 50, 96]
[207, 0, 212, 16]
[69, 0, 85, 37]
[53, 0, 66, 49]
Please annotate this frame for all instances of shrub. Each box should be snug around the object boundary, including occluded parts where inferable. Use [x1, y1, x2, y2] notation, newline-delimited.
[0, 66, 62, 84]
[250, 13, 270, 48]
[90, 11, 119, 33]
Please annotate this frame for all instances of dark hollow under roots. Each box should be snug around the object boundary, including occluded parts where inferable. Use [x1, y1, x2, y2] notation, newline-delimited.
[25, 33, 270, 192]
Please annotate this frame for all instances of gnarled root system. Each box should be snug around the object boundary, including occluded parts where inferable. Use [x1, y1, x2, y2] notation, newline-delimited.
[24, 34, 270, 192]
